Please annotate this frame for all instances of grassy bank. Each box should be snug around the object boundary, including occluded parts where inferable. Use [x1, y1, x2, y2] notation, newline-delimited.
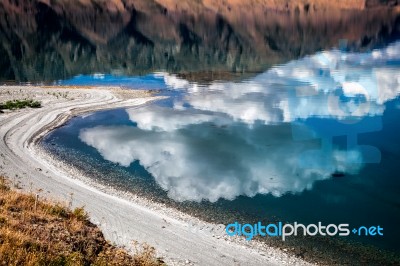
[0, 176, 164, 266]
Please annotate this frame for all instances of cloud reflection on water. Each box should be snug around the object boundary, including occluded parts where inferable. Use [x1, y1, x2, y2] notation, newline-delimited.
[79, 42, 400, 202]
[80, 122, 363, 202]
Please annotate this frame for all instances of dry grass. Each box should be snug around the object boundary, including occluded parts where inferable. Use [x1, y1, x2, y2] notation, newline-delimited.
[0, 176, 165, 266]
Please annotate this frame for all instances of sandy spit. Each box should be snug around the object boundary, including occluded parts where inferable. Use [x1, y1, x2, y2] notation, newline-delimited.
[0, 86, 313, 266]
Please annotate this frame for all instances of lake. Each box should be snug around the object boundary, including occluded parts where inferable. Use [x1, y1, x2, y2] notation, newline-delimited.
[42, 42, 400, 261]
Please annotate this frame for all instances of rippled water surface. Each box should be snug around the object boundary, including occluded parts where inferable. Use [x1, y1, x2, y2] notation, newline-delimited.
[44, 42, 400, 253]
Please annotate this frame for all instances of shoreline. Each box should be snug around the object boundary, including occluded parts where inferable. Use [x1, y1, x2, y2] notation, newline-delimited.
[0, 86, 311, 266]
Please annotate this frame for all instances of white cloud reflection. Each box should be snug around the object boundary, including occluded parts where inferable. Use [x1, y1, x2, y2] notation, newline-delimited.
[79, 42, 400, 202]
[80, 124, 362, 202]
[161, 41, 400, 124]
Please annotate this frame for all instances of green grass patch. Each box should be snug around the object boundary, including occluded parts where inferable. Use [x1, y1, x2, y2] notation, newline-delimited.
[0, 99, 41, 111]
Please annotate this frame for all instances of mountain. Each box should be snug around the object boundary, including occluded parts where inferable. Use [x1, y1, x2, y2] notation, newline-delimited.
[0, 0, 399, 82]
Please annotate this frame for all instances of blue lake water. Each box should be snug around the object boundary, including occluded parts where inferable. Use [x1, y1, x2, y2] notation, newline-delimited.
[57, 73, 170, 91]
[43, 42, 400, 256]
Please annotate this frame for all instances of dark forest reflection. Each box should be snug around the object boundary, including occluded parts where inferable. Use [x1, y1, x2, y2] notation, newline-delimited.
[0, 0, 399, 82]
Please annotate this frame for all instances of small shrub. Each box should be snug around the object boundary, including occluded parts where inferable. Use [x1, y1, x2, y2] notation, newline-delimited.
[73, 207, 88, 221]
[0, 216, 7, 225]
[29, 100, 41, 108]
[0, 176, 10, 191]
[66, 251, 85, 264]
[48, 204, 69, 218]
[133, 243, 163, 266]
